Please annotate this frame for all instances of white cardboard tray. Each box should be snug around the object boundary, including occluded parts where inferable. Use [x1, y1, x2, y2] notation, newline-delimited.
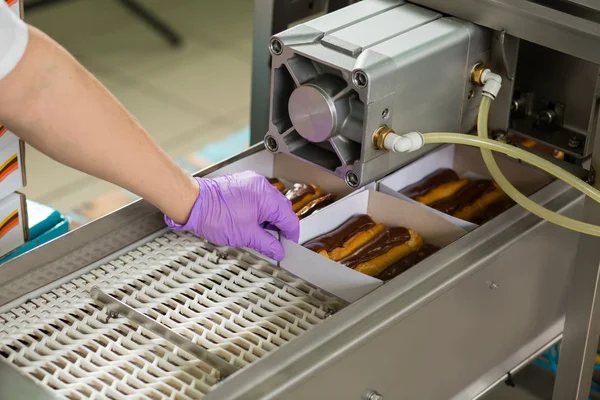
[378, 145, 553, 231]
[271, 190, 466, 303]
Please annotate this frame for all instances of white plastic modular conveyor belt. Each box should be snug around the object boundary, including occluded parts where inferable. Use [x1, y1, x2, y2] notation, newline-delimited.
[0, 231, 342, 400]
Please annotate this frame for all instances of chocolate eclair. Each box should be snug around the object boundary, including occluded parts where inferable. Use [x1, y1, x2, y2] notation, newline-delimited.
[431, 180, 496, 215]
[304, 214, 385, 261]
[454, 190, 513, 224]
[296, 193, 336, 220]
[474, 197, 515, 224]
[448, 181, 509, 223]
[340, 227, 411, 269]
[285, 183, 323, 212]
[401, 169, 459, 200]
[401, 169, 469, 206]
[268, 178, 286, 193]
[350, 228, 424, 277]
[377, 244, 439, 281]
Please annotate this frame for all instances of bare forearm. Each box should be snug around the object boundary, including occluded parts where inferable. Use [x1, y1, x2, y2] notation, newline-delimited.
[0, 26, 197, 223]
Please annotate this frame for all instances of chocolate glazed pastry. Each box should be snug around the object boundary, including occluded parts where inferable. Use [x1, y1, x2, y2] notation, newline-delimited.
[285, 183, 323, 212]
[448, 181, 509, 223]
[351, 228, 424, 277]
[296, 193, 336, 220]
[469, 195, 515, 225]
[431, 180, 496, 215]
[341, 227, 411, 268]
[401, 169, 471, 205]
[268, 178, 286, 193]
[412, 178, 470, 206]
[304, 214, 385, 261]
[377, 244, 439, 281]
[400, 169, 459, 198]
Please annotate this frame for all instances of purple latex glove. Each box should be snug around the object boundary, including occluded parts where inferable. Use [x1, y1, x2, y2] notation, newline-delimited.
[164, 171, 299, 260]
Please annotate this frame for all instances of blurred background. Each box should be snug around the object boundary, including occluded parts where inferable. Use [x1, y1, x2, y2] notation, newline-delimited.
[22, 0, 254, 226]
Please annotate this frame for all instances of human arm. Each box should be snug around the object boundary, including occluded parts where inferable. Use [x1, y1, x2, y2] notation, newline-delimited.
[0, 4, 299, 259]
[0, 19, 198, 224]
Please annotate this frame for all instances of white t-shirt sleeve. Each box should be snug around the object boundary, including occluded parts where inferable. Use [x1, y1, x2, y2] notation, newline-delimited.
[0, 1, 27, 81]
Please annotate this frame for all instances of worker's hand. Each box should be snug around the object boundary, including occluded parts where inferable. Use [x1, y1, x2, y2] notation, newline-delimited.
[164, 171, 299, 260]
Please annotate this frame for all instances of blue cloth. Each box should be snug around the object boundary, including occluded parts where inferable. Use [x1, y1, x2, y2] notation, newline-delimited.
[0, 200, 69, 263]
[26, 200, 63, 239]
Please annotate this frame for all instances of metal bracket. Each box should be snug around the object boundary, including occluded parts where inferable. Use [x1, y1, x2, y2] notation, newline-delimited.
[499, 30, 516, 81]
[505, 371, 516, 388]
[90, 286, 239, 379]
[588, 166, 596, 185]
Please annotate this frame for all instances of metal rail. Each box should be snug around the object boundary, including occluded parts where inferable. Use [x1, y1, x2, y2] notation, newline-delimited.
[90, 287, 240, 379]
[561, 0, 600, 12]
[409, 0, 600, 64]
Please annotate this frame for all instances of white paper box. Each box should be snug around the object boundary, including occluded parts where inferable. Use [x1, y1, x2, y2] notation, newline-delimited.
[0, 192, 27, 257]
[275, 190, 466, 303]
[378, 145, 553, 231]
[0, 130, 26, 202]
[6, 0, 20, 17]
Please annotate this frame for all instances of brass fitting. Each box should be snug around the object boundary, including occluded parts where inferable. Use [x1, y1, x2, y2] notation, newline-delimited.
[373, 126, 394, 150]
[471, 62, 487, 86]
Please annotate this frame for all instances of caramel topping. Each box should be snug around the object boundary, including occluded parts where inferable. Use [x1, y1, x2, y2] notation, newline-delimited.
[400, 169, 459, 199]
[340, 227, 411, 269]
[296, 193, 336, 220]
[377, 244, 439, 281]
[285, 183, 316, 205]
[304, 214, 375, 253]
[431, 180, 495, 215]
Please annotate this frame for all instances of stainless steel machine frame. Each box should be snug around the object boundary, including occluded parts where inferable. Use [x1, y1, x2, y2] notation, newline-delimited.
[2, 0, 600, 399]
[404, 2, 600, 399]
[0, 145, 585, 399]
[252, 0, 600, 398]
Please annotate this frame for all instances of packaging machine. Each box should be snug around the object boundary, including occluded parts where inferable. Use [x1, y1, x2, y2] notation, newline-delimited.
[2, 0, 600, 399]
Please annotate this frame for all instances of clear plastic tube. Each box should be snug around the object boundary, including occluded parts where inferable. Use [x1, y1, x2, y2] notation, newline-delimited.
[421, 96, 600, 236]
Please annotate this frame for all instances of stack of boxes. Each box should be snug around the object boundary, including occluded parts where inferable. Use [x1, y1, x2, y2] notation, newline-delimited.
[0, 0, 29, 259]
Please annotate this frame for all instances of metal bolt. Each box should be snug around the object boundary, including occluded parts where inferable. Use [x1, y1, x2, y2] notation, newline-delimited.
[345, 171, 360, 188]
[264, 135, 278, 152]
[568, 136, 581, 149]
[381, 108, 389, 119]
[468, 89, 475, 100]
[269, 37, 283, 55]
[364, 390, 384, 400]
[539, 110, 556, 125]
[489, 281, 499, 290]
[105, 310, 119, 323]
[352, 70, 368, 88]
[493, 131, 508, 143]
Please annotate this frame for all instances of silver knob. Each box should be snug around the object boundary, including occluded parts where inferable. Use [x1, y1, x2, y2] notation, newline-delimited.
[288, 84, 337, 143]
[364, 390, 384, 400]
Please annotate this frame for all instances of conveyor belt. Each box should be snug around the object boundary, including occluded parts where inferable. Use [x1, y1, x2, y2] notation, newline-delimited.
[0, 231, 343, 400]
